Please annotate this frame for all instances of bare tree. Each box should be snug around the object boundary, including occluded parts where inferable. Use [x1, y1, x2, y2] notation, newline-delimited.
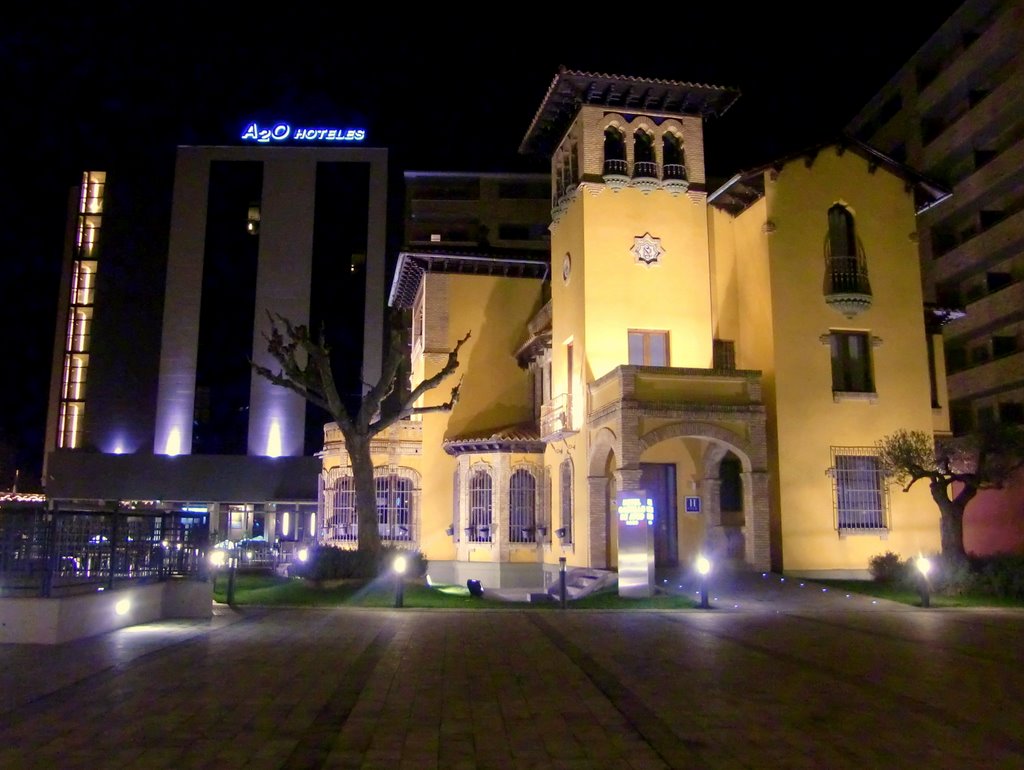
[252, 311, 470, 552]
[876, 427, 1024, 559]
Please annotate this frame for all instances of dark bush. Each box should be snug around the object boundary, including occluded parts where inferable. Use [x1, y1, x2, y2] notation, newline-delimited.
[973, 554, 1024, 600]
[869, 551, 908, 583]
[292, 545, 427, 582]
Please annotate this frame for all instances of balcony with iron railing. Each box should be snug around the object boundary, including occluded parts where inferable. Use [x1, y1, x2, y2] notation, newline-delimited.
[631, 161, 660, 193]
[823, 242, 872, 319]
[662, 163, 689, 195]
[540, 392, 575, 441]
[602, 158, 629, 190]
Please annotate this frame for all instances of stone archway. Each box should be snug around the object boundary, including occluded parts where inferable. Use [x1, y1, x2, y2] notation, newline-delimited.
[637, 421, 770, 571]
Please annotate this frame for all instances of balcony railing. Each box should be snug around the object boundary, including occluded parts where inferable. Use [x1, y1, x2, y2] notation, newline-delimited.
[602, 159, 629, 190]
[823, 243, 872, 319]
[540, 392, 574, 441]
[631, 161, 660, 193]
[662, 163, 689, 195]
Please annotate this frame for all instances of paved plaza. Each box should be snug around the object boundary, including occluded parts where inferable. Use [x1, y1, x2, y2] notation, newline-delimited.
[1, 573, 1023, 769]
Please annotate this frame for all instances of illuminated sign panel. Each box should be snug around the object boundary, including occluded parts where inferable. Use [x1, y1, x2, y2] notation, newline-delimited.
[616, 491, 655, 598]
[618, 496, 655, 526]
[240, 122, 367, 144]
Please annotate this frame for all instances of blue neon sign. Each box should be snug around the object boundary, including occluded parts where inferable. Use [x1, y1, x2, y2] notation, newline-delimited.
[240, 122, 367, 144]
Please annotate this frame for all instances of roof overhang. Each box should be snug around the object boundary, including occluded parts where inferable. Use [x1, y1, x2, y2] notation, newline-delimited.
[520, 68, 741, 157]
[389, 248, 550, 308]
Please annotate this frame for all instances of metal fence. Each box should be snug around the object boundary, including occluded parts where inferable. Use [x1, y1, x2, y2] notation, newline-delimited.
[0, 507, 209, 597]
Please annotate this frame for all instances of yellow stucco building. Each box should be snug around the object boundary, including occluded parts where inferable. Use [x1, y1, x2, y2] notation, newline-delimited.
[320, 70, 950, 585]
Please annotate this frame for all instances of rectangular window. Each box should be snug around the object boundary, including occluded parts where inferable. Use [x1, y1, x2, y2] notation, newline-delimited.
[713, 339, 736, 370]
[830, 448, 888, 531]
[830, 331, 874, 393]
[628, 330, 669, 366]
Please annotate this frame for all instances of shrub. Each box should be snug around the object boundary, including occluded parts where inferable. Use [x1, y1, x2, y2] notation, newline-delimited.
[974, 554, 1024, 600]
[869, 551, 908, 584]
[928, 554, 978, 596]
[292, 545, 427, 582]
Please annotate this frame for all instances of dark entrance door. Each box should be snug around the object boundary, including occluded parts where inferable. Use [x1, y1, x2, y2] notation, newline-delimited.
[640, 463, 677, 567]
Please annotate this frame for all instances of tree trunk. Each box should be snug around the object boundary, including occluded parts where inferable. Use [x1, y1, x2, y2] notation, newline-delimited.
[930, 481, 966, 559]
[347, 433, 382, 552]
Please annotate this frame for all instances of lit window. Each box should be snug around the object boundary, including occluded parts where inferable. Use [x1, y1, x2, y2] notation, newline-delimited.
[628, 330, 669, 366]
[376, 474, 413, 541]
[468, 469, 493, 542]
[329, 477, 357, 542]
[830, 331, 874, 393]
[830, 448, 889, 531]
[509, 469, 537, 543]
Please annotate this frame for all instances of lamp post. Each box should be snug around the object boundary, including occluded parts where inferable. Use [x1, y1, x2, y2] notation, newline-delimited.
[696, 554, 712, 609]
[915, 555, 932, 608]
[393, 554, 407, 608]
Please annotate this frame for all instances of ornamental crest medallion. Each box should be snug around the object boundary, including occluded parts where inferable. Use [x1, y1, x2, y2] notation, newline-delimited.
[631, 233, 664, 266]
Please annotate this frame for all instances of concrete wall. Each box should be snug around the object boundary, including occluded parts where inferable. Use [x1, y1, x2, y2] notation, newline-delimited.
[0, 579, 212, 645]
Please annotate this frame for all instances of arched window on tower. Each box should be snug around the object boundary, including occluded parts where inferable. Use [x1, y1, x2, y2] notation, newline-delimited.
[603, 127, 627, 180]
[633, 129, 656, 179]
[662, 133, 686, 182]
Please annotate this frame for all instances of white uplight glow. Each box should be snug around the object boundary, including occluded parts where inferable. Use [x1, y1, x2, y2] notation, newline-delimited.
[114, 598, 131, 616]
[266, 421, 282, 458]
[165, 427, 182, 456]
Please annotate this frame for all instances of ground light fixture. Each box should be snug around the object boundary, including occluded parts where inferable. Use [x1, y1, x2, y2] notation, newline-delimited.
[696, 554, 712, 609]
[393, 554, 407, 608]
[916, 555, 932, 608]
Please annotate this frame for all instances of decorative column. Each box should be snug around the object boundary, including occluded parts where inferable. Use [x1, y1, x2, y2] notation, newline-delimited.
[697, 476, 727, 559]
[743, 471, 771, 571]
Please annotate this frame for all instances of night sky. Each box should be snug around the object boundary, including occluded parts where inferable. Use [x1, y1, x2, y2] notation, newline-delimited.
[1, 4, 964, 489]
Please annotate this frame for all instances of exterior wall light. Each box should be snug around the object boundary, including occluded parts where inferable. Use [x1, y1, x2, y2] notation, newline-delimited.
[115, 598, 131, 616]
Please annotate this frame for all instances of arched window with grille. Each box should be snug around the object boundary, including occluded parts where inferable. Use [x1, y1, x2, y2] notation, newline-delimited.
[329, 476, 358, 543]
[559, 459, 573, 543]
[509, 468, 537, 543]
[377, 474, 413, 541]
[468, 468, 493, 542]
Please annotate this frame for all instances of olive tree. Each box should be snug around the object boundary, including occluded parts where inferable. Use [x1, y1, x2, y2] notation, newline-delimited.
[876, 427, 1024, 559]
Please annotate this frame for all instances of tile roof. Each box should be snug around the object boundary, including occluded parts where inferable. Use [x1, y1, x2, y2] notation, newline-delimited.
[520, 67, 741, 157]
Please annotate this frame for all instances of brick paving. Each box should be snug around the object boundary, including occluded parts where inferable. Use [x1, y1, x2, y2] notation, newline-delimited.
[1, 574, 1023, 769]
